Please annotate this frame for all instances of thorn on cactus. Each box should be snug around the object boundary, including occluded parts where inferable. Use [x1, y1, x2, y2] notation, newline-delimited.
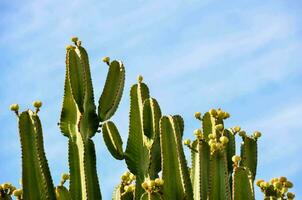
[102, 56, 110, 65]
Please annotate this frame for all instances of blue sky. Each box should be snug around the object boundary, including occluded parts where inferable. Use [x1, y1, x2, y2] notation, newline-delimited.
[0, 0, 301, 199]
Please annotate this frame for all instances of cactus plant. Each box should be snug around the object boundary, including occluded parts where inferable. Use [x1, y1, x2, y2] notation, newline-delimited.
[1, 38, 295, 200]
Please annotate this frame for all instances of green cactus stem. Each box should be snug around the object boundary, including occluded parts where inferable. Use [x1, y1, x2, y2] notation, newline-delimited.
[17, 110, 56, 200]
[160, 115, 193, 200]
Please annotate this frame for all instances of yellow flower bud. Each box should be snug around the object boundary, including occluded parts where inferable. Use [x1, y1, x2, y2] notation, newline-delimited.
[232, 155, 241, 163]
[183, 139, 191, 146]
[215, 124, 224, 131]
[208, 134, 215, 139]
[71, 37, 78, 43]
[137, 75, 143, 83]
[233, 126, 241, 132]
[273, 181, 282, 189]
[13, 189, 23, 196]
[10, 104, 19, 112]
[260, 181, 269, 188]
[223, 112, 230, 119]
[238, 131, 246, 137]
[254, 131, 261, 138]
[33, 101, 42, 108]
[217, 110, 225, 119]
[194, 112, 201, 119]
[287, 192, 295, 199]
[284, 181, 293, 188]
[209, 109, 217, 117]
[102, 56, 110, 64]
[194, 129, 202, 136]
[219, 136, 229, 144]
[155, 178, 164, 186]
[256, 179, 264, 187]
[149, 180, 156, 188]
[141, 182, 148, 190]
[61, 173, 70, 181]
[279, 176, 287, 182]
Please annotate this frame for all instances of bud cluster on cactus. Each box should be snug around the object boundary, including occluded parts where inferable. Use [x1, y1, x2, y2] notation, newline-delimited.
[1, 38, 295, 200]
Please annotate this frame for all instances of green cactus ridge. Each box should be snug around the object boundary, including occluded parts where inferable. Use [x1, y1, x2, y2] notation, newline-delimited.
[3, 38, 295, 200]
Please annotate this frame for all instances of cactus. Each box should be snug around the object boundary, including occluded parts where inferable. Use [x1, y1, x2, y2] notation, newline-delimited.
[2, 38, 295, 200]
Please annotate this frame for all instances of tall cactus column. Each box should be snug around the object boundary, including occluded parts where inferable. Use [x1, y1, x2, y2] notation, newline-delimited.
[59, 38, 125, 200]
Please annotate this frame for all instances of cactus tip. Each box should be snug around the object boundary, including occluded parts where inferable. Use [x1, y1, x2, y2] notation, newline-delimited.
[66, 45, 74, 50]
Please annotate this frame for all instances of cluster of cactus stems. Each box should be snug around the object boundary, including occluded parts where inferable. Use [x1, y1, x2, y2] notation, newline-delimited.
[1, 38, 295, 200]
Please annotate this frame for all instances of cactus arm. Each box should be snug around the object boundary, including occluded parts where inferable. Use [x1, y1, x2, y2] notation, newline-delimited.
[125, 83, 149, 176]
[202, 112, 216, 141]
[208, 152, 231, 200]
[98, 60, 125, 122]
[142, 98, 161, 139]
[142, 98, 162, 178]
[55, 186, 72, 200]
[18, 111, 56, 200]
[232, 167, 254, 200]
[33, 114, 57, 199]
[240, 136, 257, 180]
[59, 62, 79, 138]
[224, 129, 235, 174]
[160, 116, 193, 200]
[191, 140, 210, 200]
[66, 46, 85, 113]
[102, 121, 124, 160]
[172, 115, 184, 137]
